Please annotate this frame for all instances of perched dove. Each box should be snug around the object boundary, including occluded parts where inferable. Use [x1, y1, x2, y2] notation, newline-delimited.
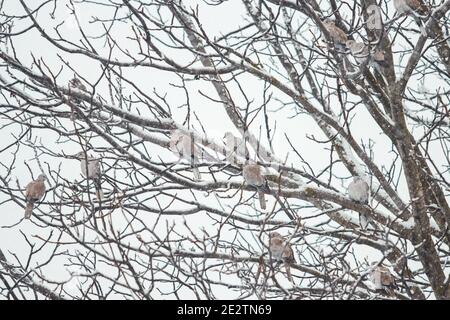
[24, 174, 47, 219]
[69, 77, 87, 93]
[243, 163, 266, 210]
[372, 49, 389, 71]
[75, 151, 103, 200]
[348, 176, 372, 229]
[366, 4, 384, 32]
[346, 40, 370, 65]
[393, 0, 429, 33]
[269, 232, 296, 282]
[348, 176, 369, 204]
[68, 77, 87, 121]
[369, 264, 397, 296]
[223, 132, 247, 165]
[323, 19, 348, 50]
[393, 0, 428, 16]
[170, 129, 201, 180]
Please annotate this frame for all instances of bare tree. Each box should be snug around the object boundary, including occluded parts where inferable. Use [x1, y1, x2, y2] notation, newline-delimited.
[0, 0, 449, 300]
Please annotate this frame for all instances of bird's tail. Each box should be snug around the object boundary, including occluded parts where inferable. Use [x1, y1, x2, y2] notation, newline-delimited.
[284, 262, 293, 282]
[258, 191, 266, 210]
[24, 201, 34, 219]
[359, 213, 370, 230]
[94, 179, 104, 200]
[192, 167, 201, 180]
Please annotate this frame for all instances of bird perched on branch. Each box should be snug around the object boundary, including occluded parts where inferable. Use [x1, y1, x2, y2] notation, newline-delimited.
[74, 151, 103, 200]
[170, 129, 202, 180]
[269, 232, 296, 282]
[366, 4, 384, 34]
[243, 163, 266, 210]
[393, 0, 430, 34]
[347, 176, 372, 229]
[68, 76, 87, 121]
[369, 264, 397, 297]
[24, 174, 47, 219]
[346, 40, 370, 65]
[322, 19, 348, 50]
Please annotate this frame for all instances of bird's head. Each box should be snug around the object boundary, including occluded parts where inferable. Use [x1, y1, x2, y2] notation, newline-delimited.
[223, 132, 235, 140]
[37, 174, 47, 182]
[269, 232, 282, 239]
[69, 77, 83, 87]
[73, 151, 88, 160]
[323, 18, 335, 26]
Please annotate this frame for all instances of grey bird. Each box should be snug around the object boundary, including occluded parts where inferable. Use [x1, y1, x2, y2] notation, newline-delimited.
[323, 19, 348, 50]
[348, 176, 371, 229]
[346, 40, 370, 65]
[269, 232, 296, 282]
[393, 0, 429, 33]
[24, 174, 47, 219]
[68, 77, 87, 121]
[74, 151, 103, 200]
[369, 264, 397, 296]
[170, 129, 201, 180]
[243, 163, 266, 210]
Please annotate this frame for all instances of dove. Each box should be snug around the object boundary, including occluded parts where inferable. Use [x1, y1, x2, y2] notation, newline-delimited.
[348, 176, 373, 229]
[74, 151, 103, 200]
[68, 76, 87, 121]
[393, 0, 430, 33]
[269, 232, 296, 281]
[369, 264, 397, 296]
[346, 40, 370, 65]
[243, 163, 266, 210]
[366, 4, 384, 32]
[24, 174, 47, 219]
[170, 129, 201, 180]
[323, 19, 348, 50]
[348, 176, 370, 204]
[393, 0, 428, 16]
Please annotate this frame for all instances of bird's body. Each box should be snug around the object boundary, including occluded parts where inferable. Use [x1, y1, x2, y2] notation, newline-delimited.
[243, 164, 266, 209]
[393, 0, 428, 16]
[366, 4, 383, 32]
[348, 177, 370, 204]
[24, 174, 47, 219]
[348, 177, 372, 229]
[323, 20, 348, 50]
[170, 129, 201, 180]
[269, 232, 295, 262]
[69, 77, 87, 92]
[75, 151, 103, 199]
[394, 0, 430, 35]
[68, 77, 87, 120]
[370, 265, 397, 296]
[243, 164, 264, 187]
[269, 232, 296, 281]
[346, 40, 370, 65]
